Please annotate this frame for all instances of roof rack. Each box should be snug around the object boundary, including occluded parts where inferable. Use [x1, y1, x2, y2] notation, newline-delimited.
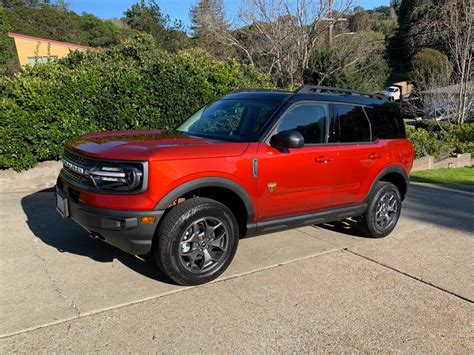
[231, 88, 291, 94]
[295, 85, 386, 100]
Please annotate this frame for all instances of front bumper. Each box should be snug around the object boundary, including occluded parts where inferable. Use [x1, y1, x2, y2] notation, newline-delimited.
[55, 181, 163, 255]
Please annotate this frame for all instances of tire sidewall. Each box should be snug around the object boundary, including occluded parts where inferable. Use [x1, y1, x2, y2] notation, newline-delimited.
[365, 182, 402, 238]
[157, 200, 239, 285]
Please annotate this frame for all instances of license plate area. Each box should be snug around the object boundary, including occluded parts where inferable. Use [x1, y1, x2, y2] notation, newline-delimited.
[56, 192, 70, 218]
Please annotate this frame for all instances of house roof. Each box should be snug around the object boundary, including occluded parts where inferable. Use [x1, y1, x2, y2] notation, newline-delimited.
[7, 32, 94, 50]
[421, 81, 474, 95]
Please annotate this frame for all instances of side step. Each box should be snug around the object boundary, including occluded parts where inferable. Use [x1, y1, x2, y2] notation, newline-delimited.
[253, 204, 367, 235]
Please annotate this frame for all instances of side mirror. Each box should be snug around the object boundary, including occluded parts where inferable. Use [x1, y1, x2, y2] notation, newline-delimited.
[270, 130, 304, 149]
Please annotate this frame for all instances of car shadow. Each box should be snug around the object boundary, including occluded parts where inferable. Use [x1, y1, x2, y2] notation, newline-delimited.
[314, 218, 369, 238]
[20, 190, 173, 284]
[20, 183, 473, 284]
[315, 183, 474, 236]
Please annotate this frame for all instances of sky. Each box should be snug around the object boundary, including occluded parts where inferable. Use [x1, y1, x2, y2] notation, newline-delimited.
[69, 0, 390, 29]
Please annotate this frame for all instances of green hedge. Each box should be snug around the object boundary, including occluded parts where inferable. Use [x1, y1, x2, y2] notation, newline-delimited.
[0, 35, 272, 171]
[406, 122, 474, 160]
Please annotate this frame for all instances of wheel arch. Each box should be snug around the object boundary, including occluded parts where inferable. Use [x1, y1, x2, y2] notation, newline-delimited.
[368, 165, 409, 200]
[154, 177, 255, 236]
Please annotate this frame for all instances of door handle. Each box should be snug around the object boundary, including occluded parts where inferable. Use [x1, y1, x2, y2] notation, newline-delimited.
[315, 155, 333, 163]
[369, 153, 382, 160]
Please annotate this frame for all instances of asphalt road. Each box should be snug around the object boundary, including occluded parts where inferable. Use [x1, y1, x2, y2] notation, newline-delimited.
[0, 183, 473, 352]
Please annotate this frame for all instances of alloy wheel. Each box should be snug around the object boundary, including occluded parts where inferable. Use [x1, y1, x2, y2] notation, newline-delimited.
[178, 217, 229, 273]
[374, 191, 398, 231]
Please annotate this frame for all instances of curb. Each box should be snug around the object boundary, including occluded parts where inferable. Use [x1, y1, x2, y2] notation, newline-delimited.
[0, 161, 62, 194]
[409, 181, 474, 197]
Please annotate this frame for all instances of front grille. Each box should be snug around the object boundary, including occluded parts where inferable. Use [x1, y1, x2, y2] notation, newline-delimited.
[61, 165, 91, 185]
[63, 148, 97, 167]
[61, 148, 96, 189]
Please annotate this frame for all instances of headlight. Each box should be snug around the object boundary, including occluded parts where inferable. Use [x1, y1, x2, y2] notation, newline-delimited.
[88, 163, 145, 192]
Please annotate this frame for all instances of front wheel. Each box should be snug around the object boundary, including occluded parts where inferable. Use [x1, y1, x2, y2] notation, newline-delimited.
[358, 181, 402, 238]
[154, 197, 239, 286]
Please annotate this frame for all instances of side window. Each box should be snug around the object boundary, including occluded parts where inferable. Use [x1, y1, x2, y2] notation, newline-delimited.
[276, 102, 328, 144]
[334, 104, 371, 143]
[365, 107, 406, 139]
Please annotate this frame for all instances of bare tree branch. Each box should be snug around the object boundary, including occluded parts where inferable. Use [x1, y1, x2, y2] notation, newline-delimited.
[410, 0, 473, 124]
[203, 0, 353, 87]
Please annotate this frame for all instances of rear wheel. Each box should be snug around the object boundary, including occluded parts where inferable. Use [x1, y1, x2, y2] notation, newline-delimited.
[154, 197, 239, 286]
[359, 181, 401, 238]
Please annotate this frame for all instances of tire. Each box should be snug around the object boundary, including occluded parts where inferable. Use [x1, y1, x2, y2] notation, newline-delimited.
[154, 197, 239, 286]
[359, 181, 402, 238]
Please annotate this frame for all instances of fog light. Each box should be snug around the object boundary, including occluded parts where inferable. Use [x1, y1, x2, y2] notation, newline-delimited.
[140, 216, 156, 224]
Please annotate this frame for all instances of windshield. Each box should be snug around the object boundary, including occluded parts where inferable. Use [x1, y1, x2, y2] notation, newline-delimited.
[176, 99, 279, 142]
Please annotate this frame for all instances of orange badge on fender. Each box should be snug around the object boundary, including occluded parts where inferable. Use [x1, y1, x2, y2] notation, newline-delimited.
[267, 182, 277, 192]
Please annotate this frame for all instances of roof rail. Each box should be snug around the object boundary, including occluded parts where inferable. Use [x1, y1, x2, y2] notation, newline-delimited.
[295, 85, 386, 100]
[231, 88, 291, 94]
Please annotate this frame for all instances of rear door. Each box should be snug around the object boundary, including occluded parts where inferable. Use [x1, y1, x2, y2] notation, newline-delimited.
[256, 101, 339, 221]
[332, 104, 388, 207]
[365, 106, 413, 172]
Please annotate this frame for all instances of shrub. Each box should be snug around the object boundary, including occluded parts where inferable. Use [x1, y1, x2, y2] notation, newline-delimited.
[406, 122, 474, 160]
[0, 35, 272, 171]
[453, 123, 474, 155]
[406, 126, 441, 159]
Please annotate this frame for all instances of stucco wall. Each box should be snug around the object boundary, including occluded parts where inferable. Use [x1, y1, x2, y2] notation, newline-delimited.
[10, 34, 91, 66]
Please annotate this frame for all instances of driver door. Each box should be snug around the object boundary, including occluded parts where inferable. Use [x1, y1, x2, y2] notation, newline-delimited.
[256, 101, 339, 221]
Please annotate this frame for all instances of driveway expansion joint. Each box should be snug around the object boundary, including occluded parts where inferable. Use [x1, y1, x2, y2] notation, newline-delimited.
[0, 248, 341, 340]
[33, 239, 81, 317]
[343, 248, 473, 304]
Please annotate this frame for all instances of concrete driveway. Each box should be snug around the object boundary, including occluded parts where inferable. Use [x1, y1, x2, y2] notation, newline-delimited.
[0, 183, 473, 352]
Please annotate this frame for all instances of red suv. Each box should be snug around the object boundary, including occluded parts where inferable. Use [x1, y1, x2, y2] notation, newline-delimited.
[56, 85, 414, 285]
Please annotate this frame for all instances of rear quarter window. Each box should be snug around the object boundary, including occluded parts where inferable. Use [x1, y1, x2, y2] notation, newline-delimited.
[365, 107, 406, 139]
[333, 104, 371, 143]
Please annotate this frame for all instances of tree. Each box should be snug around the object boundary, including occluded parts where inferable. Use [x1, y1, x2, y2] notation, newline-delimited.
[123, 0, 168, 35]
[349, 8, 371, 32]
[409, 0, 473, 124]
[387, 0, 417, 73]
[189, 0, 230, 59]
[411, 48, 452, 91]
[5, 4, 136, 47]
[123, 0, 190, 52]
[305, 31, 389, 92]
[0, 0, 25, 7]
[1, 0, 52, 7]
[53, 0, 68, 11]
[79, 13, 126, 47]
[366, 6, 397, 38]
[0, 5, 18, 75]
[200, 0, 354, 87]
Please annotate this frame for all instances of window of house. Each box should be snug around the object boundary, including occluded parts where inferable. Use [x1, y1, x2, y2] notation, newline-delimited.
[26, 56, 58, 66]
[334, 104, 371, 143]
[276, 102, 328, 144]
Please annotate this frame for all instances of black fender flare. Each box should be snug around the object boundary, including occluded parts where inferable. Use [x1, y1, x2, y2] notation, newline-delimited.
[154, 177, 255, 224]
[367, 165, 409, 200]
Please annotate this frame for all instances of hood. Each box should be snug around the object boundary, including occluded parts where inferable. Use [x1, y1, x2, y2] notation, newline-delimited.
[67, 130, 250, 161]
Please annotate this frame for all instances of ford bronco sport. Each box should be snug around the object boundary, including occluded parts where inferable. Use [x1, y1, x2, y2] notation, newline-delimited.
[56, 85, 414, 285]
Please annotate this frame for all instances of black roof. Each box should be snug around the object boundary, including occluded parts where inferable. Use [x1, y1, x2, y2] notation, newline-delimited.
[223, 90, 292, 102]
[223, 86, 398, 111]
